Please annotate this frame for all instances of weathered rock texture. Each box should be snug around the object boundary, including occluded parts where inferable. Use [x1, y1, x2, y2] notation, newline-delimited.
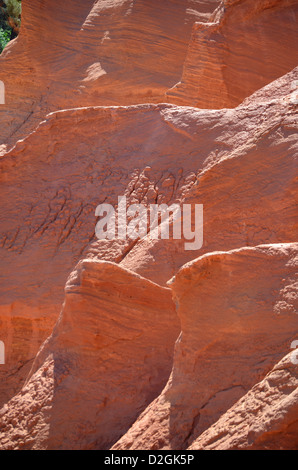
[0, 0, 221, 146]
[168, 0, 298, 108]
[189, 352, 298, 450]
[0, 261, 179, 450]
[112, 244, 298, 450]
[1, 66, 297, 406]
[0, 0, 297, 451]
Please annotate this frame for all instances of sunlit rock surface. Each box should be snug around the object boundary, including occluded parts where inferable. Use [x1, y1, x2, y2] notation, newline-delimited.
[0, 0, 297, 450]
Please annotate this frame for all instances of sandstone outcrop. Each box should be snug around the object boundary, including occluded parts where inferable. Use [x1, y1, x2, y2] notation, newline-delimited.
[2, 1, 298, 144]
[0, 0, 297, 451]
[0, 260, 179, 450]
[0, 0, 220, 146]
[189, 352, 298, 450]
[168, 0, 298, 108]
[113, 244, 298, 450]
[0, 68, 297, 409]
[1, 64, 297, 405]
[121, 68, 298, 281]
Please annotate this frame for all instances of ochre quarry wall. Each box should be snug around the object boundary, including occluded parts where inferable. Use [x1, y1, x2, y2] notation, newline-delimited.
[0, 0, 220, 146]
[0, 68, 297, 407]
[112, 244, 298, 450]
[167, 0, 298, 108]
[0, 0, 297, 451]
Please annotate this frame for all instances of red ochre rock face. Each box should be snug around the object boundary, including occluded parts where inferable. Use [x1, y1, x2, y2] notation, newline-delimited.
[167, 0, 298, 108]
[112, 244, 298, 450]
[0, 0, 221, 145]
[0, 261, 180, 450]
[188, 351, 298, 450]
[0, 0, 297, 450]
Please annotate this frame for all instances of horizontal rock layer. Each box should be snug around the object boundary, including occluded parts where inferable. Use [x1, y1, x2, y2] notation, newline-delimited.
[0, 0, 220, 146]
[167, 0, 298, 108]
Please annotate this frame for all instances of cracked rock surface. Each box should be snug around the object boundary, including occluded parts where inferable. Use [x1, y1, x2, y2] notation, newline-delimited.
[0, 0, 297, 450]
